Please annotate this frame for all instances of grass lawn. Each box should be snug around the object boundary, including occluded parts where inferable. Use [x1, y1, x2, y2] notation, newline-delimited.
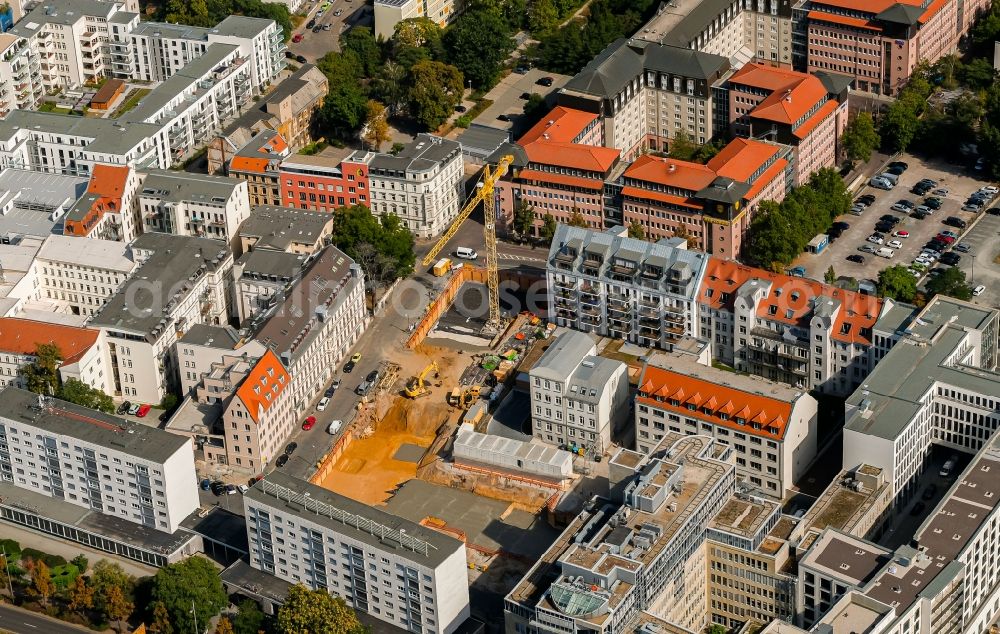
[111, 88, 151, 118]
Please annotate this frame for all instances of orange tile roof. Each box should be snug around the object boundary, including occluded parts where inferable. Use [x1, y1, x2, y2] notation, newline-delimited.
[519, 106, 599, 145]
[624, 155, 716, 192]
[637, 364, 794, 441]
[65, 164, 131, 237]
[918, 0, 949, 23]
[707, 138, 781, 184]
[699, 258, 882, 346]
[748, 75, 830, 126]
[236, 350, 290, 423]
[806, 9, 882, 30]
[230, 156, 271, 174]
[793, 100, 840, 139]
[743, 158, 788, 200]
[522, 141, 620, 173]
[0, 318, 99, 365]
[518, 169, 605, 190]
[620, 186, 702, 209]
[808, 0, 897, 13]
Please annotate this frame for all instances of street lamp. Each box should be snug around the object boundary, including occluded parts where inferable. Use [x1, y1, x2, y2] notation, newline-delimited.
[191, 599, 199, 634]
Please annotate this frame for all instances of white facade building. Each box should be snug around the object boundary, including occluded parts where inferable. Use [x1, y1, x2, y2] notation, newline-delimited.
[367, 134, 464, 238]
[245, 471, 471, 634]
[33, 235, 136, 317]
[0, 386, 198, 533]
[529, 330, 628, 455]
[373, 0, 463, 39]
[0, 318, 108, 392]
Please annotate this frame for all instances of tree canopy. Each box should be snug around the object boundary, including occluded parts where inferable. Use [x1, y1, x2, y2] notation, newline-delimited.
[23, 342, 60, 395]
[877, 265, 918, 302]
[926, 266, 972, 300]
[60, 378, 115, 413]
[150, 557, 227, 634]
[408, 60, 464, 130]
[163, 0, 292, 39]
[842, 112, 880, 165]
[443, 6, 515, 89]
[330, 204, 416, 279]
[276, 585, 365, 634]
[315, 53, 368, 141]
[536, 0, 658, 74]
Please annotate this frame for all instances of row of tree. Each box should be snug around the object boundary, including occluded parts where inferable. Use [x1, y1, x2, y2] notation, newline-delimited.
[161, 0, 293, 39]
[744, 168, 851, 270]
[877, 265, 973, 304]
[535, 0, 659, 74]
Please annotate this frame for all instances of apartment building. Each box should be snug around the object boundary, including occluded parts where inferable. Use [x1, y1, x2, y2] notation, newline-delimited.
[799, 0, 991, 95]
[279, 149, 372, 213]
[841, 296, 999, 505]
[235, 249, 312, 324]
[0, 386, 198, 533]
[175, 324, 262, 394]
[0, 33, 43, 113]
[547, 225, 709, 350]
[245, 471, 471, 633]
[138, 170, 251, 252]
[251, 245, 367, 414]
[528, 330, 628, 454]
[89, 233, 234, 404]
[373, 0, 463, 39]
[635, 354, 817, 497]
[227, 130, 289, 207]
[237, 205, 333, 255]
[219, 350, 295, 471]
[698, 257, 886, 396]
[0, 318, 106, 391]
[726, 62, 848, 184]
[619, 138, 792, 258]
[558, 39, 730, 158]
[367, 134, 464, 238]
[505, 433, 735, 634]
[63, 164, 142, 242]
[32, 235, 136, 318]
[494, 108, 621, 236]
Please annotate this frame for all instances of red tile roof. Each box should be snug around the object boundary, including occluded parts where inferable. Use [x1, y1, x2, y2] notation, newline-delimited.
[707, 138, 781, 184]
[230, 156, 271, 174]
[624, 155, 716, 192]
[793, 100, 840, 139]
[637, 364, 794, 441]
[621, 186, 702, 209]
[519, 106, 598, 145]
[0, 318, 99, 365]
[918, 0, 949, 23]
[518, 169, 605, 190]
[806, 9, 882, 30]
[522, 141, 620, 173]
[808, 0, 897, 14]
[742, 71, 830, 126]
[236, 350, 290, 423]
[743, 158, 789, 201]
[699, 258, 883, 345]
[64, 164, 131, 237]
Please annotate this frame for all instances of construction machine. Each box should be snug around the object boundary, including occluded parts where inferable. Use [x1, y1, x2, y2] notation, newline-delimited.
[448, 384, 481, 409]
[404, 361, 438, 399]
[422, 154, 515, 334]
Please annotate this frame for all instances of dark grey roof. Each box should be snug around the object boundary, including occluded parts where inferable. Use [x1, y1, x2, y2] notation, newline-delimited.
[246, 470, 464, 568]
[238, 205, 331, 251]
[181, 324, 241, 347]
[456, 125, 510, 158]
[238, 249, 309, 279]
[876, 3, 924, 25]
[125, 43, 239, 123]
[210, 15, 274, 39]
[697, 177, 750, 204]
[657, 0, 739, 48]
[813, 70, 855, 97]
[488, 141, 528, 168]
[369, 134, 461, 174]
[0, 111, 163, 157]
[139, 168, 242, 205]
[0, 387, 189, 464]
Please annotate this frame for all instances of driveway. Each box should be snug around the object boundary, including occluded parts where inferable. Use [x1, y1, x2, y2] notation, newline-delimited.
[794, 153, 994, 286]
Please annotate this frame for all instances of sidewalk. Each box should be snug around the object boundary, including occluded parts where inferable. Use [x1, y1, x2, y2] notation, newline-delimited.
[0, 523, 157, 579]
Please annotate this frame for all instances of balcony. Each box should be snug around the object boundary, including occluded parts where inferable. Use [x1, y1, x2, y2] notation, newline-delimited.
[553, 277, 576, 289]
[608, 316, 632, 330]
[580, 283, 599, 296]
[582, 314, 603, 326]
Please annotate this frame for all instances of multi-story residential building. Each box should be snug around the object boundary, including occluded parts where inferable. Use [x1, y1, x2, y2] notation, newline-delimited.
[367, 134, 464, 238]
[841, 295, 999, 505]
[528, 330, 628, 454]
[494, 108, 621, 236]
[175, 324, 262, 394]
[245, 471, 471, 633]
[0, 33, 43, 112]
[138, 169, 251, 251]
[0, 386, 198, 533]
[558, 40, 731, 158]
[89, 233, 234, 404]
[505, 433, 735, 634]
[635, 353, 818, 497]
[237, 205, 333, 255]
[251, 245, 367, 414]
[234, 249, 312, 323]
[373, 0, 463, 39]
[278, 149, 372, 212]
[547, 225, 710, 351]
[698, 257, 886, 396]
[798, 0, 991, 95]
[218, 350, 294, 471]
[0, 319, 106, 391]
[32, 235, 136, 318]
[726, 62, 848, 184]
[619, 138, 793, 257]
[63, 164, 143, 242]
[227, 130, 289, 207]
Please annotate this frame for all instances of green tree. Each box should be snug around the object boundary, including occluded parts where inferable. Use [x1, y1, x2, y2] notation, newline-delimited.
[232, 599, 266, 634]
[523, 93, 547, 120]
[152, 557, 227, 634]
[628, 220, 645, 239]
[316, 53, 367, 140]
[528, 0, 559, 34]
[408, 60, 464, 130]
[27, 559, 55, 607]
[371, 61, 408, 116]
[340, 27, 382, 77]
[104, 583, 134, 634]
[958, 57, 997, 90]
[330, 204, 416, 278]
[58, 378, 115, 413]
[667, 131, 698, 161]
[150, 600, 173, 634]
[276, 585, 365, 634]
[540, 213, 558, 241]
[746, 200, 799, 270]
[90, 561, 135, 617]
[926, 266, 973, 300]
[23, 342, 61, 395]
[71, 554, 89, 573]
[68, 575, 95, 617]
[567, 209, 588, 227]
[824, 265, 837, 284]
[513, 200, 535, 236]
[842, 112, 880, 165]
[443, 7, 514, 89]
[392, 17, 445, 55]
[877, 265, 918, 302]
[706, 626, 727, 634]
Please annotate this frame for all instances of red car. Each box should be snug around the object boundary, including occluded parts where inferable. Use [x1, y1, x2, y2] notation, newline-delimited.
[136, 404, 151, 418]
[301, 415, 317, 430]
[292, 33, 303, 43]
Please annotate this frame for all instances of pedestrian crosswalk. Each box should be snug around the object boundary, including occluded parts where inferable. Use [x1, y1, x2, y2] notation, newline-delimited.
[497, 252, 545, 263]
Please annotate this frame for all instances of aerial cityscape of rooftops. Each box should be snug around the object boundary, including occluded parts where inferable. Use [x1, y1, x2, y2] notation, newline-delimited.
[1, 0, 1000, 631]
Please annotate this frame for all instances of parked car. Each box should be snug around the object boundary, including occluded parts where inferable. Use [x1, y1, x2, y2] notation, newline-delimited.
[987, 207, 1000, 216]
[295, 55, 307, 63]
[940, 252, 962, 266]
[127, 403, 141, 416]
[497, 113, 511, 122]
[317, 396, 331, 411]
[292, 33, 303, 42]
[200, 478, 211, 491]
[879, 214, 900, 224]
[940, 230, 958, 238]
[238, 484, 249, 494]
[893, 230, 909, 238]
[924, 197, 942, 209]
[275, 454, 289, 467]
[454, 104, 467, 113]
[285, 442, 298, 455]
[537, 76, 554, 86]
[887, 240, 903, 249]
[211, 481, 226, 496]
[875, 222, 894, 233]
[312, 24, 322, 32]
[788, 265, 806, 277]
[846, 254, 866, 264]
[973, 284, 986, 296]
[327, 420, 344, 435]
[867, 234, 885, 245]
[911, 209, 929, 220]
[932, 188, 949, 196]
[356, 369, 380, 396]
[944, 216, 967, 228]
[514, 65, 530, 74]
[870, 177, 894, 190]
[136, 404, 151, 417]
[323, 23, 332, 30]
[858, 244, 877, 254]
[980, 185, 999, 195]
[306, 18, 316, 28]
[891, 200, 914, 212]
[888, 161, 908, 171]
[833, 221, 851, 230]
[343, 353, 361, 373]
[117, 401, 132, 415]
[301, 416, 317, 430]
[913, 205, 931, 215]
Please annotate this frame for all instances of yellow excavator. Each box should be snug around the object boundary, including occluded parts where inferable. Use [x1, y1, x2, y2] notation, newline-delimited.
[404, 362, 438, 399]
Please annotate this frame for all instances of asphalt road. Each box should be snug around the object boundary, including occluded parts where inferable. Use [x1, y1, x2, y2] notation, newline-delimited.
[287, 0, 371, 63]
[0, 604, 92, 634]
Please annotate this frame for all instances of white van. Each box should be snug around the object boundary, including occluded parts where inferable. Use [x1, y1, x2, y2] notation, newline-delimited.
[876, 247, 895, 259]
[869, 177, 894, 190]
[455, 247, 478, 260]
[939, 457, 956, 477]
[878, 172, 899, 185]
[327, 420, 343, 435]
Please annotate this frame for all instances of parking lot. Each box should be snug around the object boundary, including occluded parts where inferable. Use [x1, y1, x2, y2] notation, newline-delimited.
[475, 68, 572, 133]
[936, 210, 1000, 307]
[286, 0, 370, 63]
[795, 153, 995, 287]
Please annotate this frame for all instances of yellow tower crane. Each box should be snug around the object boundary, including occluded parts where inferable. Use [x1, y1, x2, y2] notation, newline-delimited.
[421, 154, 515, 334]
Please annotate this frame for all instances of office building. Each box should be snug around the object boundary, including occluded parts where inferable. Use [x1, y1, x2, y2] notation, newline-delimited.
[528, 330, 628, 454]
[138, 170, 251, 251]
[279, 148, 372, 213]
[245, 471, 471, 633]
